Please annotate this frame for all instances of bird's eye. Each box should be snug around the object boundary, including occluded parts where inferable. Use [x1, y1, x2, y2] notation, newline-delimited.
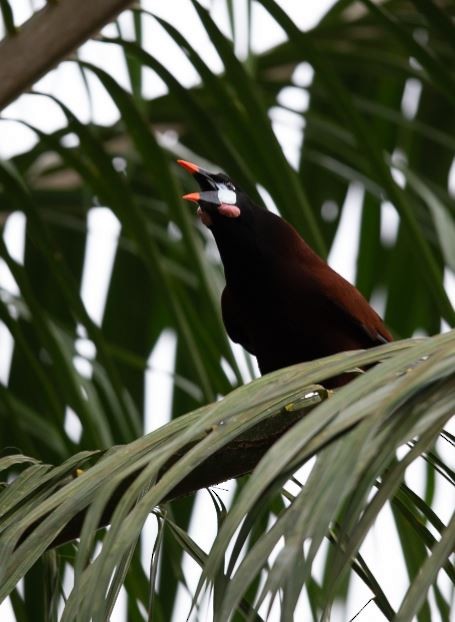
[227, 181, 235, 191]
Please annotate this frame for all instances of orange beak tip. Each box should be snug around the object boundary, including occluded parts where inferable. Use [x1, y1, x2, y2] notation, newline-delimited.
[182, 192, 200, 203]
[177, 159, 200, 175]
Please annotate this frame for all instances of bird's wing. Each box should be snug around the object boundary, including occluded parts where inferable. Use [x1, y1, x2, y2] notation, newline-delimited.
[330, 296, 392, 345]
[313, 265, 393, 346]
[254, 211, 392, 347]
[221, 287, 256, 354]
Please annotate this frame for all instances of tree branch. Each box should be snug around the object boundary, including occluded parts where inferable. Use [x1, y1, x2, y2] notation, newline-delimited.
[0, 0, 133, 111]
[33, 394, 326, 549]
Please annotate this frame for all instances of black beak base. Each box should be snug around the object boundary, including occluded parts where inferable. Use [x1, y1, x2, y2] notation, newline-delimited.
[179, 160, 222, 211]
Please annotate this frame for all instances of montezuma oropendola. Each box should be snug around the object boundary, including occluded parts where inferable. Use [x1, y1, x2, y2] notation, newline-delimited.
[178, 159, 392, 386]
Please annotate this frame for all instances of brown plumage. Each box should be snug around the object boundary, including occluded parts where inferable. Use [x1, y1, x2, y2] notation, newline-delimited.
[179, 160, 392, 385]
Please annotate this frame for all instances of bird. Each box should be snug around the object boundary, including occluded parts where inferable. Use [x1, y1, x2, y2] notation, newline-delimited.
[178, 159, 392, 386]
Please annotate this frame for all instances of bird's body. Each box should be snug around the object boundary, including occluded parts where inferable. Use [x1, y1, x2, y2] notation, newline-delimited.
[178, 160, 392, 383]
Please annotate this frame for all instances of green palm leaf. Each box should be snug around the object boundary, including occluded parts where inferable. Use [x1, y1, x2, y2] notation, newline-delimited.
[0, 0, 454, 620]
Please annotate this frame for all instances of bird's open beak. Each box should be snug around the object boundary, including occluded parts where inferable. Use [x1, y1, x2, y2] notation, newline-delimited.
[178, 159, 223, 208]
[178, 159, 240, 223]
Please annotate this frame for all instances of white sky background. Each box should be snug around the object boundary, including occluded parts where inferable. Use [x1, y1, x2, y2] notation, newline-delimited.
[0, 1, 454, 621]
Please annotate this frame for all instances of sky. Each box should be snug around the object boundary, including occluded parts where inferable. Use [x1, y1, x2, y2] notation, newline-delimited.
[0, 1, 454, 621]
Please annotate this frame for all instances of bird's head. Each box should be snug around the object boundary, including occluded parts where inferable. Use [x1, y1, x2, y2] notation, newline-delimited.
[178, 159, 250, 228]
[177, 159, 301, 285]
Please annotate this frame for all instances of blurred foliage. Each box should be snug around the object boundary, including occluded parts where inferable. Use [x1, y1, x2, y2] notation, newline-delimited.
[0, 0, 454, 620]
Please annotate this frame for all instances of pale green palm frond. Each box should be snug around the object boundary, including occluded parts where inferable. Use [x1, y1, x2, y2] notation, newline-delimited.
[1, 335, 454, 620]
[0, 0, 454, 620]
